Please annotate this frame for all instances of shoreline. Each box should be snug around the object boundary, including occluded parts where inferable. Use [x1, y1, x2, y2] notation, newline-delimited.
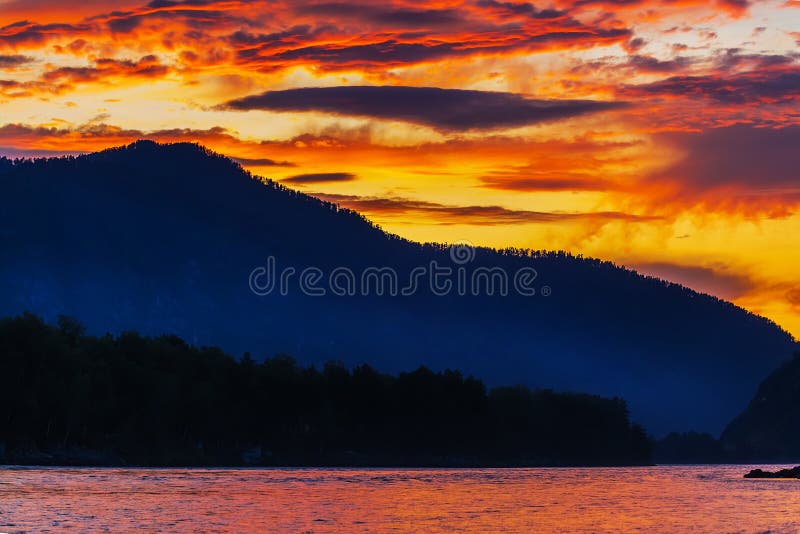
[5, 462, 798, 470]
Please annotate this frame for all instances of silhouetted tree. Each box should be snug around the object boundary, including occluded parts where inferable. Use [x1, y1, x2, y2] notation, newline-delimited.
[0, 313, 652, 467]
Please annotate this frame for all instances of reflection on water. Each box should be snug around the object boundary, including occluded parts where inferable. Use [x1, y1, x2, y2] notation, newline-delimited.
[1, 465, 799, 532]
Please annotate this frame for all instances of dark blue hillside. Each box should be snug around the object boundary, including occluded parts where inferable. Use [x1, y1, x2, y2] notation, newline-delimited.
[0, 140, 795, 435]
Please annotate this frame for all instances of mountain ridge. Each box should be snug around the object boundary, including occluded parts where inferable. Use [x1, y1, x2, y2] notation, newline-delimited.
[1, 139, 795, 434]
[0, 139, 788, 328]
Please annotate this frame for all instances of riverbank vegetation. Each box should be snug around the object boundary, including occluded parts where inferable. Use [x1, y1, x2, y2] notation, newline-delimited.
[0, 313, 652, 466]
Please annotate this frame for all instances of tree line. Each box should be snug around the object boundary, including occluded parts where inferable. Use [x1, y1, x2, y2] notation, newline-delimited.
[0, 313, 651, 466]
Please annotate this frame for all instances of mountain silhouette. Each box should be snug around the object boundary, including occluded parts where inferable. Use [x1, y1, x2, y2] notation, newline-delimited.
[721, 352, 800, 460]
[0, 140, 795, 434]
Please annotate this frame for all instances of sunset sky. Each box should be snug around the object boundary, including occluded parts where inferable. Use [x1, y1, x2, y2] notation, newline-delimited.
[1, 0, 799, 336]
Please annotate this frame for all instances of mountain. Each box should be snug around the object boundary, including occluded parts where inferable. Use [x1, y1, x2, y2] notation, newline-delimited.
[654, 431, 725, 464]
[0, 140, 795, 434]
[721, 352, 800, 460]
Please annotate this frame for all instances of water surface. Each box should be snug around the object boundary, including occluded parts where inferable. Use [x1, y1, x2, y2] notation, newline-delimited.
[1, 465, 799, 532]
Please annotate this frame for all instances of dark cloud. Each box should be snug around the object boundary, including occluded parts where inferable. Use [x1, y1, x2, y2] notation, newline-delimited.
[229, 25, 316, 48]
[0, 55, 35, 68]
[283, 172, 356, 183]
[632, 262, 755, 301]
[624, 65, 800, 104]
[294, 3, 463, 26]
[232, 157, 296, 167]
[655, 125, 800, 190]
[627, 54, 694, 73]
[719, 0, 750, 10]
[90, 2, 257, 38]
[147, 0, 215, 7]
[41, 55, 170, 84]
[0, 0, 133, 11]
[222, 86, 626, 130]
[108, 16, 142, 33]
[0, 122, 136, 140]
[0, 22, 89, 47]
[649, 125, 800, 212]
[624, 36, 647, 52]
[312, 192, 658, 225]
[787, 287, 800, 308]
[269, 40, 460, 66]
[574, 53, 696, 76]
[714, 49, 799, 70]
[571, 0, 644, 5]
[227, 23, 631, 71]
[475, 0, 568, 19]
[481, 175, 617, 192]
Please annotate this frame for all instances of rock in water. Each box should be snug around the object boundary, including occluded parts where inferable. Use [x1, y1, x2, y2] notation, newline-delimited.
[744, 467, 800, 479]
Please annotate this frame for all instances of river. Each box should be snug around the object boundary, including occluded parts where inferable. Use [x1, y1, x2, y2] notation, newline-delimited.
[1, 465, 799, 532]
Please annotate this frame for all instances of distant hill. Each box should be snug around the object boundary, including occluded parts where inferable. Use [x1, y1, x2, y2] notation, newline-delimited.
[0, 140, 795, 434]
[654, 431, 725, 464]
[721, 352, 800, 461]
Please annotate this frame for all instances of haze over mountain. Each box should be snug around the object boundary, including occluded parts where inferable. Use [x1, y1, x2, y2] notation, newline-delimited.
[0, 141, 795, 435]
